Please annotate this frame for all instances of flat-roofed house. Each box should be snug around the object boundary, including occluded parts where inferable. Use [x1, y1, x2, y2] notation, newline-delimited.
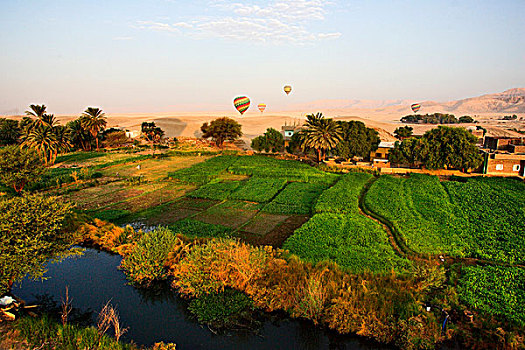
[370, 141, 395, 168]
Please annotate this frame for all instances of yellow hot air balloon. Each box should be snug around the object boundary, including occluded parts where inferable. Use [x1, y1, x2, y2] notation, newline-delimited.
[284, 85, 292, 95]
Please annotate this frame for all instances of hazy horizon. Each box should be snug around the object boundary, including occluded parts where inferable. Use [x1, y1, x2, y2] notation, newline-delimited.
[1, 0, 524, 115]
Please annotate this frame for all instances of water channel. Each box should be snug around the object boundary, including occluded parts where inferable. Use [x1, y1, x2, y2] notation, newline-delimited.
[13, 248, 391, 350]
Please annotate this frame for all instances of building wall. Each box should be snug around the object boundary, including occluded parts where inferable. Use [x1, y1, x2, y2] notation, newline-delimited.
[485, 158, 523, 176]
[371, 147, 391, 160]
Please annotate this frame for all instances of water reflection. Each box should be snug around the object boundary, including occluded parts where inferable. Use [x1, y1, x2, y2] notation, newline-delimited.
[13, 249, 390, 350]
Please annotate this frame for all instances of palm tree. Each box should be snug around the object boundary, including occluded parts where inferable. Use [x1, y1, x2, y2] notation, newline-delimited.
[25, 104, 47, 118]
[81, 107, 107, 151]
[22, 125, 58, 165]
[67, 119, 92, 151]
[300, 113, 342, 162]
[52, 125, 72, 163]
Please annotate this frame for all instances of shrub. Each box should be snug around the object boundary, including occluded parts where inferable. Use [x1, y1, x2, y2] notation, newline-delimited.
[120, 227, 178, 285]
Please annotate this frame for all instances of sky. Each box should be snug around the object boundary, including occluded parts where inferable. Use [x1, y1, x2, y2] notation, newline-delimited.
[1, 0, 524, 114]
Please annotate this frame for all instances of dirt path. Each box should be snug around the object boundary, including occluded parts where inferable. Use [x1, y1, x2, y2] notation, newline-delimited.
[358, 176, 436, 264]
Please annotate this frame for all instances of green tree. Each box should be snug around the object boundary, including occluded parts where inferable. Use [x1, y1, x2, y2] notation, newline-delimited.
[389, 138, 427, 167]
[21, 124, 58, 165]
[251, 128, 284, 152]
[0, 118, 21, 145]
[250, 135, 266, 152]
[394, 126, 413, 139]
[0, 194, 77, 293]
[334, 120, 379, 160]
[25, 104, 47, 119]
[458, 115, 475, 123]
[201, 117, 242, 148]
[141, 122, 165, 143]
[0, 146, 45, 193]
[422, 126, 482, 171]
[67, 118, 93, 151]
[81, 107, 107, 151]
[300, 113, 342, 162]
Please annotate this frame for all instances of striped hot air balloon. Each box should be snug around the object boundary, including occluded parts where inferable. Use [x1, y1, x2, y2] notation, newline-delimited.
[283, 85, 292, 95]
[411, 103, 421, 113]
[257, 103, 266, 113]
[233, 96, 250, 115]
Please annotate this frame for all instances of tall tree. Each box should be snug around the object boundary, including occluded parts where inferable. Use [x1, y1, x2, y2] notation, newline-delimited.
[81, 107, 107, 151]
[300, 113, 342, 162]
[423, 126, 482, 171]
[0, 146, 45, 193]
[25, 104, 47, 119]
[67, 119, 92, 151]
[21, 125, 58, 165]
[334, 120, 380, 160]
[201, 117, 242, 148]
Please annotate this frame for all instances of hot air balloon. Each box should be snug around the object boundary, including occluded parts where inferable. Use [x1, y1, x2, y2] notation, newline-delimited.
[411, 103, 421, 113]
[233, 96, 250, 115]
[283, 85, 292, 95]
[258, 103, 266, 113]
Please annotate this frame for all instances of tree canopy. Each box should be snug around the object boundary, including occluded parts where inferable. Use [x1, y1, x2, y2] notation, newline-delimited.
[0, 146, 45, 193]
[201, 117, 242, 148]
[389, 126, 483, 171]
[333, 120, 379, 160]
[299, 113, 342, 162]
[394, 126, 413, 139]
[0, 118, 21, 146]
[0, 194, 77, 293]
[251, 128, 284, 153]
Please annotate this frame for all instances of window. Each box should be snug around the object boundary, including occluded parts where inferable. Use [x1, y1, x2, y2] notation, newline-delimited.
[496, 164, 503, 171]
[513, 164, 520, 172]
[376, 153, 382, 158]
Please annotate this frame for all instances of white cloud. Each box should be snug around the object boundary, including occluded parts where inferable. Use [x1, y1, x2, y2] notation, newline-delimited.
[135, 0, 341, 44]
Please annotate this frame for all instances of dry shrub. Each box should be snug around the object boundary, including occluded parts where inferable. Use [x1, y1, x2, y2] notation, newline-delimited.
[170, 239, 268, 297]
[78, 219, 139, 255]
[97, 302, 128, 343]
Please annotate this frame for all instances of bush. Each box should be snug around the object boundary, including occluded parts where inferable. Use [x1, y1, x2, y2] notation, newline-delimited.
[188, 289, 254, 328]
[120, 227, 178, 285]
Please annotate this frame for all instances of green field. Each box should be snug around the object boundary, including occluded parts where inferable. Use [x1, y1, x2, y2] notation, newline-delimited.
[283, 172, 410, 273]
[364, 174, 525, 264]
[458, 265, 525, 326]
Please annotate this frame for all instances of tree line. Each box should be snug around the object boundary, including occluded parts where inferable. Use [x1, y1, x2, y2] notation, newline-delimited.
[0, 104, 108, 165]
[401, 113, 475, 124]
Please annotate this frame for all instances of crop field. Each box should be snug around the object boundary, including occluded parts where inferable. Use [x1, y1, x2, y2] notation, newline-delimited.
[458, 265, 525, 326]
[283, 213, 411, 274]
[315, 172, 373, 214]
[263, 182, 328, 215]
[168, 155, 238, 185]
[364, 174, 525, 264]
[188, 180, 242, 200]
[192, 200, 262, 228]
[282, 171, 410, 274]
[168, 218, 234, 238]
[229, 177, 287, 202]
[238, 212, 289, 235]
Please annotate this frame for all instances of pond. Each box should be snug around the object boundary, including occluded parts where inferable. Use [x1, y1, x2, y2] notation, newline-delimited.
[13, 249, 390, 350]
